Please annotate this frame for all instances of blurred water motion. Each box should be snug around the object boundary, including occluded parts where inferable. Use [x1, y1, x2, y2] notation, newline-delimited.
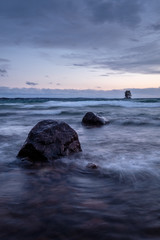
[0, 97, 160, 239]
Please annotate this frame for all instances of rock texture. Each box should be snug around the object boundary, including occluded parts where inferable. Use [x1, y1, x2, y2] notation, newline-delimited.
[17, 120, 82, 161]
[82, 112, 109, 126]
[86, 163, 98, 169]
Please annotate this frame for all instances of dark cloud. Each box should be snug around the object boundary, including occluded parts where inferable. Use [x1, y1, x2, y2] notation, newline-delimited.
[73, 63, 88, 67]
[26, 81, 38, 86]
[151, 23, 160, 31]
[0, 58, 10, 63]
[0, 0, 85, 47]
[87, 0, 142, 27]
[0, 69, 7, 77]
[0, 0, 144, 48]
[84, 53, 160, 75]
[129, 38, 139, 42]
[0, 0, 160, 76]
[70, 39, 160, 75]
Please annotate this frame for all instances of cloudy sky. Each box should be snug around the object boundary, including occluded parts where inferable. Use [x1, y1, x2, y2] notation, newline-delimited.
[0, 0, 160, 94]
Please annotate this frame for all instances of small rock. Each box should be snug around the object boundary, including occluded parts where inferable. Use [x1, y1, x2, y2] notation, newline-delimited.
[17, 120, 82, 162]
[82, 112, 109, 126]
[86, 163, 98, 169]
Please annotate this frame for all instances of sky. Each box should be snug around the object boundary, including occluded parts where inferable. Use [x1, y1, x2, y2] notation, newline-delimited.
[0, 0, 160, 97]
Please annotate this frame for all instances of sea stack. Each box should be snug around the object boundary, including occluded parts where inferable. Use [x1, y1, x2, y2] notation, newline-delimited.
[17, 120, 82, 162]
[125, 90, 132, 99]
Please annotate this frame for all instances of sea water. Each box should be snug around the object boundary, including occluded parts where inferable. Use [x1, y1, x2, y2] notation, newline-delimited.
[0, 97, 160, 240]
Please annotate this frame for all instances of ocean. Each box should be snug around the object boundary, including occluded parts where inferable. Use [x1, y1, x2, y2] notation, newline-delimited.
[0, 97, 160, 240]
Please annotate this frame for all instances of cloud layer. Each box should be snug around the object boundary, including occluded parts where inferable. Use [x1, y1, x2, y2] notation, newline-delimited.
[0, 87, 160, 98]
[0, 0, 160, 77]
[0, 0, 143, 48]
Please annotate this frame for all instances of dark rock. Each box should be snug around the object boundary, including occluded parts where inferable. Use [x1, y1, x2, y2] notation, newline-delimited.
[125, 90, 132, 99]
[82, 112, 109, 126]
[86, 163, 98, 169]
[17, 120, 82, 162]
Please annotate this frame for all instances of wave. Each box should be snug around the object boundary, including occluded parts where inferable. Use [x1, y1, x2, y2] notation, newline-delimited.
[111, 119, 160, 127]
[59, 151, 160, 183]
[28, 99, 160, 109]
[1, 98, 160, 109]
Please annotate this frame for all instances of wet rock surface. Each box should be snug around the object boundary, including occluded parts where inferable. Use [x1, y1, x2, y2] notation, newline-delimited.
[17, 120, 82, 162]
[82, 112, 109, 126]
[86, 163, 98, 169]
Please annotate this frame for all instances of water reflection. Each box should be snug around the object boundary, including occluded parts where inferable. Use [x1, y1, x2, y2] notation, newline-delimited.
[0, 161, 160, 240]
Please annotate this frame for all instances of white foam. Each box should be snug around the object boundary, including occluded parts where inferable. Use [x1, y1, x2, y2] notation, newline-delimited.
[2, 99, 160, 109]
[34, 100, 160, 109]
[0, 125, 31, 136]
[67, 150, 160, 180]
[40, 100, 108, 108]
[21, 109, 62, 115]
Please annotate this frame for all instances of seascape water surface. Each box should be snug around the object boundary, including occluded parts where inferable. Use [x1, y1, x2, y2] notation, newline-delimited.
[0, 97, 160, 240]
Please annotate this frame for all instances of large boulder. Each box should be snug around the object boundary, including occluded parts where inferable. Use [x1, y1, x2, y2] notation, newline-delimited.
[17, 120, 82, 162]
[82, 112, 109, 126]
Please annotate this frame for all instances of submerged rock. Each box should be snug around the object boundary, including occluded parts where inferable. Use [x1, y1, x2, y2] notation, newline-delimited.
[86, 163, 98, 169]
[17, 120, 82, 162]
[82, 112, 109, 126]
